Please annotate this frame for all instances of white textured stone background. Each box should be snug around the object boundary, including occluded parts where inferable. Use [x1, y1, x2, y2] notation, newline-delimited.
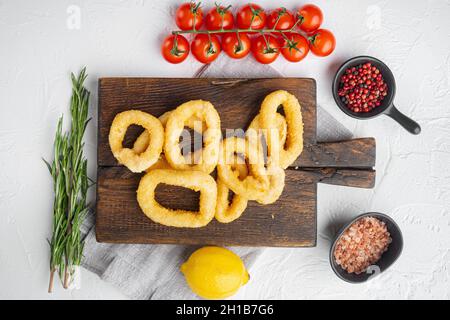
[1, 0, 449, 300]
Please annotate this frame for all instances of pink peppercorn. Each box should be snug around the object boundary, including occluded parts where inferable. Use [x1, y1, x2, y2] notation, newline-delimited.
[339, 62, 388, 113]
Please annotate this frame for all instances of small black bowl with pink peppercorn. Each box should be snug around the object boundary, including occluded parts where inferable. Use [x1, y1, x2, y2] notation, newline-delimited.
[329, 212, 403, 284]
[332, 56, 421, 135]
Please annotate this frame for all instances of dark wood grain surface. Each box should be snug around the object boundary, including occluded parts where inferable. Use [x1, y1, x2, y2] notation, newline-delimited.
[96, 78, 376, 247]
[98, 78, 318, 167]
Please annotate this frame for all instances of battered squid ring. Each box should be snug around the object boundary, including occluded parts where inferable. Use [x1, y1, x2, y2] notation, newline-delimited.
[247, 113, 288, 149]
[145, 153, 202, 172]
[133, 111, 205, 171]
[258, 90, 304, 169]
[217, 137, 269, 201]
[137, 169, 217, 228]
[109, 110, 164, 173]
[254, 164, 285, 205]
[247, 113, 287, 204]
[159, 110, 205, 130]
[164, 100, 221, 173]
[132, 130, 153, 155]
[215, 157, 249, 223]
[133, 111, 205, 155]
[145, 155, 172, 171]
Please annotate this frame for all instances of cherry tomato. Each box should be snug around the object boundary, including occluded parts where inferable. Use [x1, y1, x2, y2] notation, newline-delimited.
[279, 33, 309, 62]
[266, 7, 295, 30]
[191, 33, 221, 64]
[251, 34, 279, 64]
[205, 5, 234, 30]
[222, 33, 251, 59]
[161, 34, 190, 64]
[236, 3, 266, 30]
[297, 4, 323, 33]
[309, 29, 336, 57]
[176, 2, 203, 31]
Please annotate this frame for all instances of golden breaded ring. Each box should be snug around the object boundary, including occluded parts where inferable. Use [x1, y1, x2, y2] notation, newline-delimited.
[254, 164, 285, 205]
[247, 113, 287, 149]
[164, 100, 221, 173]
[133, 111, 205, 171]
[132, 112, 172, 155]
[159, 110, 204, 129]
[158, 110, 172, 127]
[231, 159, 249, 180]
[137, 169, 217, 228]
[259, 90, 303, 169]
[133, 111, 205, 154]
[109, 110, 164, 173]
[145, 155, 172, 172]
[217, 137, 269, 201]
[247, 113, 287, 204]
[132, 129, 153, 155]
[215, 181, 248, 223]
[215, 157, 249, 223]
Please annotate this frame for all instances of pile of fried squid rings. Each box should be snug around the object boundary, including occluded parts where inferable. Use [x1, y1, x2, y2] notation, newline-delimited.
[108, 90, 304, 228]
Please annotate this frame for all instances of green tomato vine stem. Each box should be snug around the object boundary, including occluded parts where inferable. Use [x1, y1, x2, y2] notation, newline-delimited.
[172, 25, 305, 55]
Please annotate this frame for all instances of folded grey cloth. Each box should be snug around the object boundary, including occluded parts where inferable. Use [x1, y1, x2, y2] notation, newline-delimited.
[81, 55, 352, 300]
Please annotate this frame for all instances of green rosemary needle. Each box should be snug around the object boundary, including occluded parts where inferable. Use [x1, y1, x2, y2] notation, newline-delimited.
[45, 67, 91, 292]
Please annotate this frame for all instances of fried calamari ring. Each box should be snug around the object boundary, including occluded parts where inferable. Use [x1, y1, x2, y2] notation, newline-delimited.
[247, 113, 287, 149]
[215, 157, 249, 223]
[259, 90, 303, 169]
[109, 110, 164, 173]
[132, 112, 172, 155]
[164, 100, 221, 173]
[133, 111, 205, 170]
[133, 111, 205, 154]
[132, 129, 153, 155]
[137, 169, 217, 228]
[217, 137, 269, 201]
[247, 113, 287, 205]
[145, 155, 172, 172]
[158, 110, 172, 127]
[215, 181, 248, 223]
[254, 164, 285, 205]
[160, 111, 206, 132]
[230, 158, 249, 180]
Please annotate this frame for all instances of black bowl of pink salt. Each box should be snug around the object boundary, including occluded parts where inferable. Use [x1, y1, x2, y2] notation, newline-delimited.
[329, 212, 403, 283]
[332, 56, 421, 135]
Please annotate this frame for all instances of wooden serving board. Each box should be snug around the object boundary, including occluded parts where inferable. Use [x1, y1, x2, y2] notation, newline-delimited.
[96, 78, 376, 247]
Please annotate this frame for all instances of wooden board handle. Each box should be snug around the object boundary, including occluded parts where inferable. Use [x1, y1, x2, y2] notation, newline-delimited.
[294, 138, 376, 168]
[295, 168, 376, 189]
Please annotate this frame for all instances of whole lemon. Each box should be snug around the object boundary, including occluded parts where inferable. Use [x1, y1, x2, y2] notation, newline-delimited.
[181, 246, 249, 299]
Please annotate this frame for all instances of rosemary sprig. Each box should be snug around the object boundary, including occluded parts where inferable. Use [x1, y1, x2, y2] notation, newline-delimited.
[45, 67, 91, 292]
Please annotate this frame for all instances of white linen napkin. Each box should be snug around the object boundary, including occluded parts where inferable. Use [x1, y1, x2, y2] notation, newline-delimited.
[81, 55, 352, 299]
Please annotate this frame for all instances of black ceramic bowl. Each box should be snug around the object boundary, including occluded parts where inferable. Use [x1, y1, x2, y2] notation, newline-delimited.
[332, 56, 421, 135]
[329, 212, 403, 283]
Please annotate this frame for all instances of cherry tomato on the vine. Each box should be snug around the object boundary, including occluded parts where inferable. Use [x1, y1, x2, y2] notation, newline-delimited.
[205, 4, 234, 30]
[222, 32, 251, 59]
[191, 33, 221, 64]
[266, 7, 295, 30]
[308, 29, 336, 57]
[161, 34, 190, 64]
[176, 2, 203, 31]
[279, 33, 309, 62]
[251, 34, 279, 64]
[297, 4, 323, 33]
[236, 3, 266, 30]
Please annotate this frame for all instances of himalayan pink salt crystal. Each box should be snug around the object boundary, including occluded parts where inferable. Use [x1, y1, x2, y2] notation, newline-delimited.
[333, 216, 392, 274]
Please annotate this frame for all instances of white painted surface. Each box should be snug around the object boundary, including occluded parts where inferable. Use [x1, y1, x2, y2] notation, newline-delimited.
[0, 0, 449, 300]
